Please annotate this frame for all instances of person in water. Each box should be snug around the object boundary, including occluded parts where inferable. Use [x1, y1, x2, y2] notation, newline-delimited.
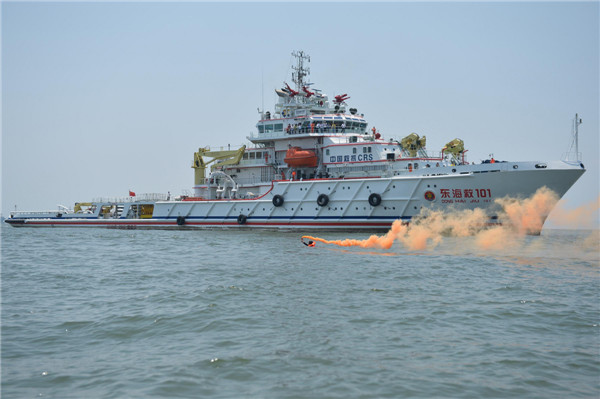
[301, 238, 315, 247]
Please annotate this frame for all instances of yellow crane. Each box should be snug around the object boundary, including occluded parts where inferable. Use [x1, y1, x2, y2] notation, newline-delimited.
[192, 146, 246, 185]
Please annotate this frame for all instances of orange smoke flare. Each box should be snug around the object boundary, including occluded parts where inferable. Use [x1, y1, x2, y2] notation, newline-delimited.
[303, 219, 407, 250]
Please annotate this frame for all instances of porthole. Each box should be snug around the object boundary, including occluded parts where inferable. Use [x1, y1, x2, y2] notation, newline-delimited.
[513, 165, 518, 169]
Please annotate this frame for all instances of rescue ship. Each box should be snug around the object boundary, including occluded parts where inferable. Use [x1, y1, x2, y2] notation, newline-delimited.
[5, 51, 585, 230]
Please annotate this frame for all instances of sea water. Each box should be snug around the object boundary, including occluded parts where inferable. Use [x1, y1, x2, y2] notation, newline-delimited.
[1, 224, 598, 398]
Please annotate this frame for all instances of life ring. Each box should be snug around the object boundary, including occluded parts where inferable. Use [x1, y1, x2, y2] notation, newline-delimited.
[176, 216, 186, 226]
[317, 193, 329, 207]
[368, 193, 382, 207]
[237, 214, 247, 225]
[272, 194, 284, 207]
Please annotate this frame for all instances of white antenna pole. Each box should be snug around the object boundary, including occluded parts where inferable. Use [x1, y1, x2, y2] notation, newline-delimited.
[575, 113, 581, 161]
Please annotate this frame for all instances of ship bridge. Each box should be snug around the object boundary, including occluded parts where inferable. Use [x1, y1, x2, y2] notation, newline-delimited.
[249, 113, 369, 143]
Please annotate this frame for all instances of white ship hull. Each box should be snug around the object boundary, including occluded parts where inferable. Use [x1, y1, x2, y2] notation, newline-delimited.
[7, 161, 584, 230]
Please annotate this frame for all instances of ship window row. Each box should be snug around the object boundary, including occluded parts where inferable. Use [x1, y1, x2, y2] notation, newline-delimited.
[313, 116, 365, 122]
[257, 123, 284, 133]
[242, 151, 267, 160]
[258, 121, 367, 134]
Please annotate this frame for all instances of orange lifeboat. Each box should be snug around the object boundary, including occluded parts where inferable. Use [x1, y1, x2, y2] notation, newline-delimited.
[284, 147, 318, 168]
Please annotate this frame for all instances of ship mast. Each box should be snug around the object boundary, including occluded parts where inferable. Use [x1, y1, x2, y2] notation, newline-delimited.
[574, 113, 582, 161]
[291, 50, 310, 94]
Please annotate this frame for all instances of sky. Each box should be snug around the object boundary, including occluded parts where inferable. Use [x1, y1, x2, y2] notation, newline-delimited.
[2, 2, 599, 227]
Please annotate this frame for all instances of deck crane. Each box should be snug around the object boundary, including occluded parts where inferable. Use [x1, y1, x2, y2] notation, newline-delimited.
[192, 146, 246, 185]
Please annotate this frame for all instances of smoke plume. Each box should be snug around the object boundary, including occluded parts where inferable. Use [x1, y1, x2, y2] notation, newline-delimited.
[547, 195, 600, 229]
[303, 187, 589, 251]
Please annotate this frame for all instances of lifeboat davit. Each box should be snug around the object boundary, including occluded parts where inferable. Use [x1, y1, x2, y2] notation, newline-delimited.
[284, 147, 318, 168]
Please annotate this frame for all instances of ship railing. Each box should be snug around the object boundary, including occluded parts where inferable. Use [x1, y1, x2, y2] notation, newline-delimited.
[249, 126, 367, 139]
[10, 210, 63, 217]
[226, 177, 267, 185]
[91, 193, 168, 203]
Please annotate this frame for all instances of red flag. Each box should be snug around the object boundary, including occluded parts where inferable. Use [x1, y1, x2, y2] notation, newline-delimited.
[129, 190, 136, 197]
